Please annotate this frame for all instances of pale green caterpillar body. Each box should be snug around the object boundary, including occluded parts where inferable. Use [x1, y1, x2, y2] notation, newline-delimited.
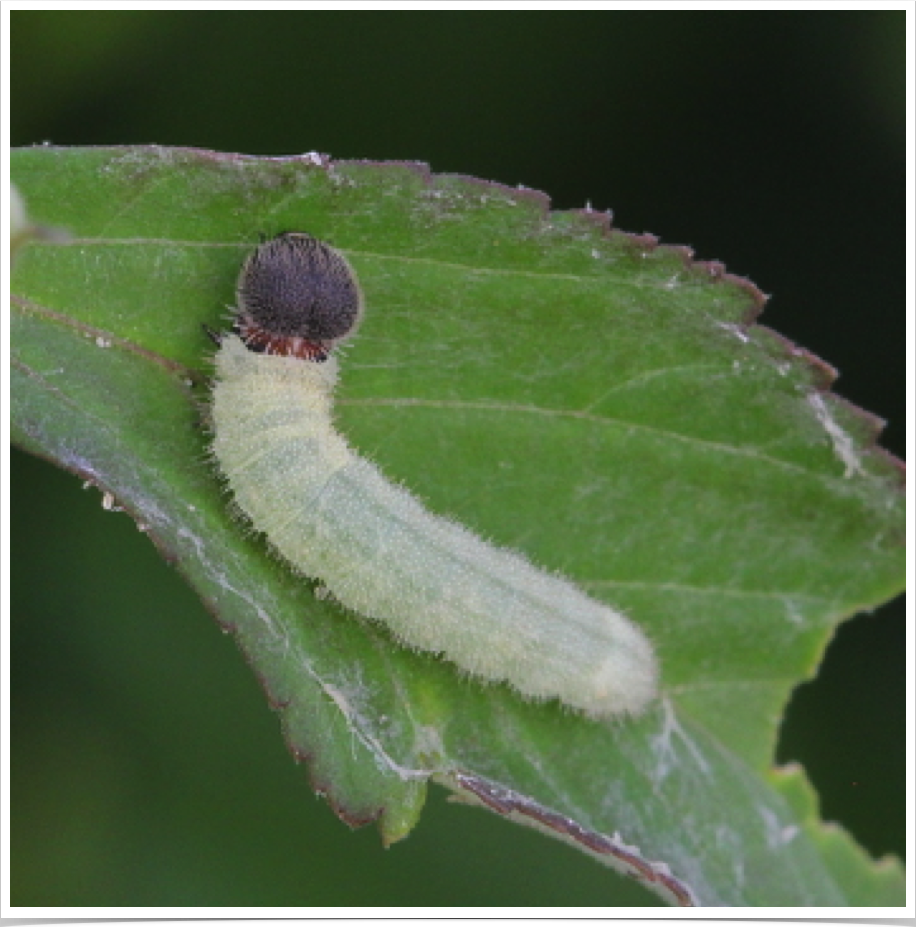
[209, 233, 658, 718]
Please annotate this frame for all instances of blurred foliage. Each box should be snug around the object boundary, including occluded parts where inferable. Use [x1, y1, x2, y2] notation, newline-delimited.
[11, 10, 904, 907]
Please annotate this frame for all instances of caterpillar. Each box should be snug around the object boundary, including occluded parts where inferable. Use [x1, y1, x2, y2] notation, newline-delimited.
[209, 232, 658, 718]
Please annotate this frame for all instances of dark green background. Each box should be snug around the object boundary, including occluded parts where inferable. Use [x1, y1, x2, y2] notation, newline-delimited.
[11, 11, 904, 906]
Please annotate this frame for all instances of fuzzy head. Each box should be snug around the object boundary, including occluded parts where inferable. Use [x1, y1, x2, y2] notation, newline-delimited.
[234, 232, 363, 360]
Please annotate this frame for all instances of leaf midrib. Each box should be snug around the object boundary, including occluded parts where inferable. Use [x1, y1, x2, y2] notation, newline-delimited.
[12, 292, 856, 494]
[24, 235, 713, 290]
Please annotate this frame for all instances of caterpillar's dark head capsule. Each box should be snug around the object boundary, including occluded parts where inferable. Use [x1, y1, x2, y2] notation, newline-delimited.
[234, 232, 363, 360]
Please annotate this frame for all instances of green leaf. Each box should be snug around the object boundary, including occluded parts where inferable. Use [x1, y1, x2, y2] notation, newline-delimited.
[11, 145, 904, 906]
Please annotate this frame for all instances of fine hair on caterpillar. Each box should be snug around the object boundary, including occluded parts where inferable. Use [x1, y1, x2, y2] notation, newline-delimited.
[210, 232, 659, 718]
